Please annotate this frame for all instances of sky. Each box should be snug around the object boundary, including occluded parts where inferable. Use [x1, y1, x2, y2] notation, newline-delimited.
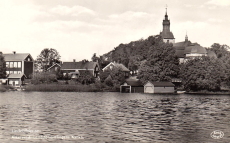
[0, 0, 230, 61]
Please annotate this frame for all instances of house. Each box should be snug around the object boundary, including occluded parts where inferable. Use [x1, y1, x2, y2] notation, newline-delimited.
[120, 77, 144, 93]
[3, 51, 34, 86]
[144, 81, 175, 94]
[61, 60, 100, 78]
[102, 62, 130, 78]
[46, 63, 62, 73]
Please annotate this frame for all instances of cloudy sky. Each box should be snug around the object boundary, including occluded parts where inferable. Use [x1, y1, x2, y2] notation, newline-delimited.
[0, 0, 229, 61]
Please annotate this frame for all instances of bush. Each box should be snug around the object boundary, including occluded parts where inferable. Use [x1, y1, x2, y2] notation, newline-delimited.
[31, 72, 57, 84]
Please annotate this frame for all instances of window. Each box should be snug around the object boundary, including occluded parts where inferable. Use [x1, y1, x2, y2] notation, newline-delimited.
[14, 62, 17, 68]
[6, 62, 9, 67]
[14, 71, 17, 74]
[10, 62, 13, 68]
[28, 58, 30, 61]
[18, 62, 21, 68]
[9, 81, 13, 84]
[55, 67, 58, 71]
[6, 71, 9, 74]
[10, 71, 13, 74]
[18, 71, 21, 74]
[15, 81, 19, 85]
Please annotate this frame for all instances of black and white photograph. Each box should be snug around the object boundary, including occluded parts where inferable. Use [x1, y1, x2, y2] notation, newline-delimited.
[0, 0, 230, 142]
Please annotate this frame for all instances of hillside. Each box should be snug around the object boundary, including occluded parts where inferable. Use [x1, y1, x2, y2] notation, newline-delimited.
[102, 35, 158, 71]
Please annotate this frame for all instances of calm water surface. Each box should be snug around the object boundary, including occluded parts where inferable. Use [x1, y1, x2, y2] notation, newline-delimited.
[0, 92, 229, 143]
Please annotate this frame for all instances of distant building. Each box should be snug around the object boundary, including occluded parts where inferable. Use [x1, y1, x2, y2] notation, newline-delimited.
[61, 60, 100, 78]
[120, 77, 144, 93]
[173, 35, 216, 63]
[159, 8, 175, 43]
[144, 81, 175, 94]
[102, 62, 130, 78]
[3, 51, 34, 86]
[46, 63, 61, 73]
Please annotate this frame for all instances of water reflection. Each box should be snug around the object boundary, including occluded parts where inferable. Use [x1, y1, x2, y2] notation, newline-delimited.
[0, 92, 229, 142]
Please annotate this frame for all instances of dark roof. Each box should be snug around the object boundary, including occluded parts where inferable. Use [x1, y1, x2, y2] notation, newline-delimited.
[146, 81, 175, 87]
[61, 61, 98, 70]
[125, 78, 143, 87]
[78, 70, 94, 75]
[3, 53, 32, 61]
[160, 31, 175, 39]
[184, 44, 207, 54]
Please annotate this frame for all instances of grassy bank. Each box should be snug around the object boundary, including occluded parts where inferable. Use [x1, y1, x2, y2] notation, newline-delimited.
[24, 83, 104, 92]
[0, 85, 14, 92]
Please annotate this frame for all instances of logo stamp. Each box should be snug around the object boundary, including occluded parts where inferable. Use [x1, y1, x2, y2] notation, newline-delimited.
[210, 130, 224, 139]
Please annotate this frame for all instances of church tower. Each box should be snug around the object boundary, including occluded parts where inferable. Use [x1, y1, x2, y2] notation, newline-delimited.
[160, 7, 175, 43]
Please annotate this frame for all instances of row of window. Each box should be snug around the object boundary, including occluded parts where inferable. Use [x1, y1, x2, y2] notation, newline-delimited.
[6, 71, 22, 74]
[6, 62, 21, 68]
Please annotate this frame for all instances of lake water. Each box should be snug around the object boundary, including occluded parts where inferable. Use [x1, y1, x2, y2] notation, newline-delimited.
[0, 92, 229, 143]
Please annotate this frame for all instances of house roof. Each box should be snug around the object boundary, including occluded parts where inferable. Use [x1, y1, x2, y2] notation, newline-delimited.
[160, 31, 175, 39]
[145, 81, 175, 87]
[3, 53, 33, 61]
[61, 61, 98, 70]
[125, 78, 143, 87]
[47, 63, 61, 71]
[102, 62, 130, 72]
[7, 74, 25, 79]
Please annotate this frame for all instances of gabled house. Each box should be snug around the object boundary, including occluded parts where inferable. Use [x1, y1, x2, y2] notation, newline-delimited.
[61, 60, 100, 78]
[3, 51, 34, 86]
[102, 62, 130, 78]
[46, 63, 62, 73]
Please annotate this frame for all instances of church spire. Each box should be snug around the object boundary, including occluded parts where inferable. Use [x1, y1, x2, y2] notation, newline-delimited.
[165, 4, 168, 20]
[185, 31, 188, 41]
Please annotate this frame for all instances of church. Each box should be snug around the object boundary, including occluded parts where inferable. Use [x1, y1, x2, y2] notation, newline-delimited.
[160, 8, 216, 63]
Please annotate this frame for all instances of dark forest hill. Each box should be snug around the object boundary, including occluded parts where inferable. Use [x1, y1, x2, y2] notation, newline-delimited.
[102, 35, 158, 71]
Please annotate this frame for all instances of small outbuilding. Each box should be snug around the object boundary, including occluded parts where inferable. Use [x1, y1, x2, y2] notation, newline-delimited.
[120, 78, 144, 93]
[7, 74, 26, 87]
[144, 81, 175, 93]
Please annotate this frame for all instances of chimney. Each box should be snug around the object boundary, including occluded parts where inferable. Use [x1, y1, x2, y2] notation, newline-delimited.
[13, 51, 16, 54]
[73, 59, 75, 62]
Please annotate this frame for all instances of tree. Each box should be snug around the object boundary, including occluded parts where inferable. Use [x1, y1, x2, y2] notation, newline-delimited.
[137, 35, 179, 83]
[209, 43, 230, 87]
[0, 52, 6, 78]
[91, 53, 100, 62]
[35, 48, 61, 72]
[180, 57, 225, 91]
[209, 43, 230, 58]
[77, 70, 95, 85]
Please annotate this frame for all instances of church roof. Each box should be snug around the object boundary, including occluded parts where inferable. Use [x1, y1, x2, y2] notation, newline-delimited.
[173, 40, 192, 58]
[184, 44, 207, 54]
[160, 31, 175, 39]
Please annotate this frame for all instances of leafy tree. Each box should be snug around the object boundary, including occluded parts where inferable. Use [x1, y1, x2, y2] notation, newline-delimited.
[180, 57, 225, 91]
[209, 43, 230, 58]
[137, 35, 179, 83]
[91, 53, 100, 62]
[77, 70, 95, 85]
[0, 52, 6, 78]
[35, 48, 61, 72]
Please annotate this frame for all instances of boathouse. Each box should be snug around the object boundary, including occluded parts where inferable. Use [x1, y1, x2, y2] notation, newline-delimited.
[144, 81, 175, 93]
[120, 78, 143, 93]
